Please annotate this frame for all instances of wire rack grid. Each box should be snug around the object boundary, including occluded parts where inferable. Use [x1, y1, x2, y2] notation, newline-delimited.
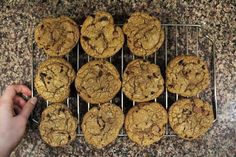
[31, 23, 218, 137]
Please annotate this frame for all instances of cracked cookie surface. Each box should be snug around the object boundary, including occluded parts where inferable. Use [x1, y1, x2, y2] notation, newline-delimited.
[34, 16, 80, 56]
[80, 11, 124, 58]
[75, 60, 121, 104]
[81, 103, 124, 149]
[169, 99, 214, 139]
[123, 12, 164, 56]
[125, 102, 167, 146]
[122, 59, 164, 102]
[166, 55, 210, 97]
[39, 103, 77, 147]
[35, 58, 75, 102]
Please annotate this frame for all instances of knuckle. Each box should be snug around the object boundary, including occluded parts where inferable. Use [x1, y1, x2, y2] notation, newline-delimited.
[6, 85, 13, 90]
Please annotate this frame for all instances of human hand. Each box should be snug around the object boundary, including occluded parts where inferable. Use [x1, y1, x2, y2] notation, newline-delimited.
[0, 85, 37, 157]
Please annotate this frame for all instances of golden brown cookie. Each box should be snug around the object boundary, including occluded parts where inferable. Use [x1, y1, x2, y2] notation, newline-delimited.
[122, 59, 164, 102]
[75, 60, 121, 104]
[80, 11, 124, 58]
[125, 102, 167, 146]
[39, 103, 77, 147]
[35, 58, 75, 102]
[123, 12, 164, 56]
[81, 103, 124, 149]
[34, 16, 80, 56]
[168, 99, 214, 140]
[166, 55, 210, 97]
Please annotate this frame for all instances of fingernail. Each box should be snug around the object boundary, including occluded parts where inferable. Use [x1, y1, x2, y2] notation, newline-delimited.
[31, 97, 37, 104]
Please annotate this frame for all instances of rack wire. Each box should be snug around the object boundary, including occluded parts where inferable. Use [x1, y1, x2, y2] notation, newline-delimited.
[31, 23, 218, 137]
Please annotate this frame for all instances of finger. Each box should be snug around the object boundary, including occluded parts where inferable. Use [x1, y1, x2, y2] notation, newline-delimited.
[18, 97, 37, 120]
[14, 105, 22, 116]
[2, 85, 31, 100]
[13, 96, 27, 108]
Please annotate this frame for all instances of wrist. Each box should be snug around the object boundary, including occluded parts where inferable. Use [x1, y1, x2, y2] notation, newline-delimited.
[0, 149, 11, 157]
[0, 138, 12, 157]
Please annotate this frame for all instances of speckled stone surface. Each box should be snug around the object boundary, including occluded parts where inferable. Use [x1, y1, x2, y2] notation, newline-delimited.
[0, 0, 235, 156]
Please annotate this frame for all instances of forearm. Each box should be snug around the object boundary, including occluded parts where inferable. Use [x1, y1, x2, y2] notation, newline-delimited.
[0, 145, 11, 157]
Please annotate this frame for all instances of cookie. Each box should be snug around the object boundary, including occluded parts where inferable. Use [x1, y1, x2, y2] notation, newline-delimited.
[123, 12, 164, 56]
[166, 55, 210, 97]
[125, 102, 167, 146]
[81, 103, 124, 149]
[75, 60, 121, 104]
[39, 103, 77, 147]
[34, 16, 80, 56]
[35, 58, 75, 102]
[168, 99, 214, 139]
[122, 59, 164, 102]
[80, 11, 124, 58]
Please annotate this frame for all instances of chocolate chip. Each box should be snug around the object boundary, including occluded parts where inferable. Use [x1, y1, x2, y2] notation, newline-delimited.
[61, 108, 66, 112]
[97, 64, 103, 69]
[48, 77, 52, 80]
[183, 71, 188, 76]
[151, 91, 154, 95]
[41, 25, 44, 29]
[179, 60, 187, 66]
[46, 114, 51, 119]
[153, 73, 159, 78]
[98, 70, 103, 77]
[90, 14, 95, 18]
[178, 60, 184, 65]
[40, 73, 47, 77]
[98, 16, 108, 21]
[183, 109, 192, 115]
[91, 45, 96, 50]
[60, 66, 64, 73]
[147, 75, 152, 79]
[82, 36, 90, 41]
[97, 117, 105, 129]
[202, 65, 206, 69]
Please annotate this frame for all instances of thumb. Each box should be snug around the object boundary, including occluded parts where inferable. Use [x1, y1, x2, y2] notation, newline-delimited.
[19, 97, 37, 120]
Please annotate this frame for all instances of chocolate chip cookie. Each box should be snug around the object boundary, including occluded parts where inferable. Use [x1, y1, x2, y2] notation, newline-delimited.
[81, 103, 124, 149]
[80, 11, 124, 58]
[123, 12, 164, 56]
[125, 102, 167, 146]
[168, 99, 214, 139]
[39, 103, 77, 147]
[34, 16, 80, 56]
[35, 58, 75, 102]
[166, 55, 210, 97]
[75, 60, 121, 104]
[122, 59, 164, 102]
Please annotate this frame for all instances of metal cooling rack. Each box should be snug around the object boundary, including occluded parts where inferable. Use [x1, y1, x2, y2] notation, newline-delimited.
[31, 23, 218, 137]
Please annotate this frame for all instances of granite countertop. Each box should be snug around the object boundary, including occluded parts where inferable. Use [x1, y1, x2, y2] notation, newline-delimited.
[0, 0, 235, 156]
